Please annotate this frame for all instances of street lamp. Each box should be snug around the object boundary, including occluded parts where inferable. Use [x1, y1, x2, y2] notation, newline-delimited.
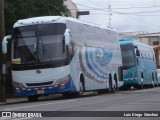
[76, 11, 90, 19]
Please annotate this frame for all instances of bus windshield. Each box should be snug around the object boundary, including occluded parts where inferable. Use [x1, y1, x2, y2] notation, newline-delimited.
[120, 44, 136, 69]
[12, 23, 67, 65]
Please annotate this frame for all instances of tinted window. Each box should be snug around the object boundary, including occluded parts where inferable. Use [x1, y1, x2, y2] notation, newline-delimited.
[120, 44, 136, 68]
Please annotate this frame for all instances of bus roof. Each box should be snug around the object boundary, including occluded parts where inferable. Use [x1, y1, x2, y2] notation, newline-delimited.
[13, 16, 115, 31]
[119, 38, 153, 49]
[13, 16, 66, 28]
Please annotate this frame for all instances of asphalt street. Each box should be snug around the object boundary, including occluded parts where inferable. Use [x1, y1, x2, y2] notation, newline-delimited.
[0, 87, 160, 120]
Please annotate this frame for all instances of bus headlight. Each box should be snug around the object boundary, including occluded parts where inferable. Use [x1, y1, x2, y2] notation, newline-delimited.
[55, 75, 70, 86]
[12, 81, 25, 88]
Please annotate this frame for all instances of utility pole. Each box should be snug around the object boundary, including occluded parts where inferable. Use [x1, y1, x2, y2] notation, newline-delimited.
[0, 0, 6, 102]
[108, 0, 112, 28]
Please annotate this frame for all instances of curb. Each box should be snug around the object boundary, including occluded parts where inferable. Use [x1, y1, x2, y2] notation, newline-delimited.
[0, 94, 62, 105]
[0, 97, 27, 105]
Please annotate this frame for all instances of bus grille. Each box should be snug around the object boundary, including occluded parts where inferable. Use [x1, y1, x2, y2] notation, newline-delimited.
[26, 81, 53, 87]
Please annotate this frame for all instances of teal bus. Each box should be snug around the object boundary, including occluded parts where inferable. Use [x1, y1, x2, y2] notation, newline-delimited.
[120, 38, 158, 89]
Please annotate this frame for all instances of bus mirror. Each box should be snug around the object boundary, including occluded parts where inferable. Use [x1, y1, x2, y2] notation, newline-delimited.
[2, 35, 11, 54]
[64, 29, 71, 45]
[136, 49, 140, 56]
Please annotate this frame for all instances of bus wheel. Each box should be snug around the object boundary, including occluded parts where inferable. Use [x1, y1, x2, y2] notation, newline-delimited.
[108, 75, 113, 93]
[75, 80, 84, 97]
[27, 95, 38, 102]
[114, 74, 119, 91]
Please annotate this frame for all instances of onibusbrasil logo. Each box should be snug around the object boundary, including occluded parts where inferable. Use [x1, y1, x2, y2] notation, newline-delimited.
[1, 112, 42, 118]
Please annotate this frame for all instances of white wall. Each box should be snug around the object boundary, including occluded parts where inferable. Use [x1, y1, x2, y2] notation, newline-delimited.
[64, 0, 77, 18]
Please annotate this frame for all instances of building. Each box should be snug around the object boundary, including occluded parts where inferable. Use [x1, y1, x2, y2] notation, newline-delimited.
[137, 33, 160, 46]
[64, 0, 78, 18]
[119, 32, 160, 46]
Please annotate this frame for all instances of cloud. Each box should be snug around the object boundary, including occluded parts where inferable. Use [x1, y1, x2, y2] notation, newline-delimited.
[71, 0, 160, 33]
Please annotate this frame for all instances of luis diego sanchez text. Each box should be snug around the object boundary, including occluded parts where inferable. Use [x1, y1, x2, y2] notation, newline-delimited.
[124, 112, 159, 117]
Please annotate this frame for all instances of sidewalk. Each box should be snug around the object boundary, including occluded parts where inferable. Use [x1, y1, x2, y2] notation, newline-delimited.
[0, 92, 96, 105]
[0, 96, 27, 105]
[0, 94, 63, 105]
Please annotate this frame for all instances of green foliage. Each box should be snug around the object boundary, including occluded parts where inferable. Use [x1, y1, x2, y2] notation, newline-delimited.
[4, 0, 70, 34]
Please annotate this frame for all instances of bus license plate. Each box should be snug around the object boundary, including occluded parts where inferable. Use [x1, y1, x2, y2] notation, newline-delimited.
[37, 90, 44, 94]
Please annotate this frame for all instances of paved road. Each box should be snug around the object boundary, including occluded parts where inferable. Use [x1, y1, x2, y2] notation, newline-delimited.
[0, 87, 160, 120]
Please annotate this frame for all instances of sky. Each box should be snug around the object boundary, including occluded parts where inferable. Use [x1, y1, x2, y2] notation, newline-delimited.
[71, 0, 160, 33]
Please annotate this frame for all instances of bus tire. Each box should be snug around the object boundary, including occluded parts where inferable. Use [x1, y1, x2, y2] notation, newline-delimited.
[27, 95, 38, 102]
[114, 74, 119, 91]
[151, 73, 155, 88]
[79, 80, 84, 97]
[108, 75, 112, 93]
[75, 79, 84, 98]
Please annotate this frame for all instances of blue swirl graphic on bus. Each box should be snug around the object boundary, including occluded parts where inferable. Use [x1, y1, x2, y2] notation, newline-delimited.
[95, 48, 113, 66]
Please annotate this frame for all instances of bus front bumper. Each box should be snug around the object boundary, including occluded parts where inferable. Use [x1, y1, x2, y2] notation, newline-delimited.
[13, 79, 77, 96]
[123, 78, 139, 86]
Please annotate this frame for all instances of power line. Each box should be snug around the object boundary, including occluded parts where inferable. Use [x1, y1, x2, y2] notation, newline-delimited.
[71, 11, 160, 16]
[74, 3, 107, 11]
[74, 3, 160, 15]
[73, 2, 160, 31]
[108, 0, 112, 28]
[114, 10, 160, 15]
[116, 13, 158, 26]
[111, 5, 160, 9]
[74, 2, 160, 10]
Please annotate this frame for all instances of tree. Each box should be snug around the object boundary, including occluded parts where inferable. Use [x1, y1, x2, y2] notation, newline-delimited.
[4, 0, 70, 34]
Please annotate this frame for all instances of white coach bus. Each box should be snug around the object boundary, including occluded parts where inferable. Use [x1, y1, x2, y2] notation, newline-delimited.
[2, 16, 123, 101]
